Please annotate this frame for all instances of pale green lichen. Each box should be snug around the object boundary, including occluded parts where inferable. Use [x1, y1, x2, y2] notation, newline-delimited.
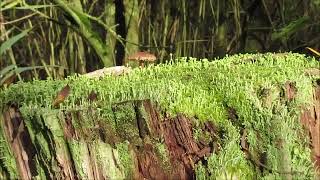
[68, 139, 90, 179]
[95, 142, 125, 179]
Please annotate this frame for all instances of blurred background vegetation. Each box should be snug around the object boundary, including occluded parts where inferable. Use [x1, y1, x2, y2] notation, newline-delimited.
[1, 0, 320, 84]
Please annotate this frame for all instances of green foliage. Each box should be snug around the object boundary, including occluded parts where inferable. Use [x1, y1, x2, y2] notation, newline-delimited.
[2, 0, 320, 81]
[0, 28, 32, 56]
[0, 28, 33, 86]
[272, 16, 310, 41]
[0, 65, 61, 86]
[311, 0, 320, 9]
[51, 0, 115, 67]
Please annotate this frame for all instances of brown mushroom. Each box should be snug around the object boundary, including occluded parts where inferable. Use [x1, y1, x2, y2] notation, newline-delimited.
[127, 51, 156, 68]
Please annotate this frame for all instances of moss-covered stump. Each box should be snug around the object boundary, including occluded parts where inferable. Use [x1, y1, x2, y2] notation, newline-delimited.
[0, 53, 320, 179]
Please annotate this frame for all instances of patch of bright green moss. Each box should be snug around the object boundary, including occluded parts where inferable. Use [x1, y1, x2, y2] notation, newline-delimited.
[116, 142, 134, 178]
[113, 102, 142, 145]
[0, 53, 319, 178]
[204, 122, 254, 179]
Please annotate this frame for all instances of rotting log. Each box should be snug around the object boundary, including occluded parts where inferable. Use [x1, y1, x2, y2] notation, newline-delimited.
[1, 100, 219, 179]
[0, 53, 319, 179]
[2, 87, 320, 179]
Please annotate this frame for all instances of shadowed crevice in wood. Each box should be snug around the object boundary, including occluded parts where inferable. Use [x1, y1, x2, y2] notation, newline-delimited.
[134, 100, 149, 139]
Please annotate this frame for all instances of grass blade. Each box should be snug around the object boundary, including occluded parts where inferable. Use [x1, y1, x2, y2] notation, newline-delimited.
[0, 28, 32, 56]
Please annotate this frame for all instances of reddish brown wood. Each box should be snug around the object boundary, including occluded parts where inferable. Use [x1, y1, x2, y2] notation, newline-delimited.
[300, 84, 320, 171]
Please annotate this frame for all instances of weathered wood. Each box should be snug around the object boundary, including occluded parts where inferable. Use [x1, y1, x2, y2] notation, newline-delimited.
[3, 107, 36, 180]
[1, 99, 220, 179]
[300, 82, 320, 174]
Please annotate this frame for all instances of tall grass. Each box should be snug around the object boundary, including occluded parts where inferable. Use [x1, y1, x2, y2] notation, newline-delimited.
[0, 0, 319, 83]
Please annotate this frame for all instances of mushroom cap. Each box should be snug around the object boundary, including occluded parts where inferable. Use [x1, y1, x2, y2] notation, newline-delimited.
[127, 51, 156, 62]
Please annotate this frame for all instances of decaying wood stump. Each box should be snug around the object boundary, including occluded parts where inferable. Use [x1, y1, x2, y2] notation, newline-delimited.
[1, 55, 319, 179]
[1, 99, 221, 179]
[2, 79, 320, 179]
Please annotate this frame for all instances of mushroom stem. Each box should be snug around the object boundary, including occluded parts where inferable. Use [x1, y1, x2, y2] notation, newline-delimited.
[139, 60, 145, 68]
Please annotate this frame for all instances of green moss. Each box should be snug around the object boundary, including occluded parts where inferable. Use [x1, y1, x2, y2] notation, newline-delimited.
[195, 161, 207, 180]
[99, 105, 117, 130]
[113, 102, 142, 145]
[201, 122, 254, 179]
[0, 111, 18, 179]
[68, 139, 89, 179]
[154, 142, 171, 172]
[116, 142, 134, 178]
[95, 141, 125, 179]
[0, 53, 319, 178]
